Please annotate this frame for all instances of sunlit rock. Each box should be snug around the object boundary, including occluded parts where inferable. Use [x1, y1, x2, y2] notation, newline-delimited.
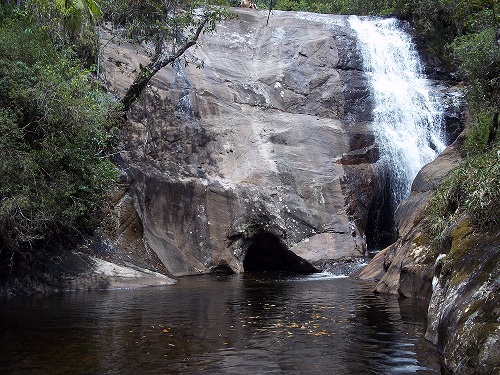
[101, 9, 380, 275]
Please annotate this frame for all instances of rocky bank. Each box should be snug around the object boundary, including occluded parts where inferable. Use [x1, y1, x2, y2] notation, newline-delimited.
[359, 132, 499, 374]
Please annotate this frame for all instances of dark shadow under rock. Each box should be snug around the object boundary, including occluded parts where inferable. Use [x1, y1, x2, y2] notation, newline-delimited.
[243, 231, 318, 274]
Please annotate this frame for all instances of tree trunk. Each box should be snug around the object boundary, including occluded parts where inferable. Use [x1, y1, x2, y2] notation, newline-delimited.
[488, 111, 499, 145]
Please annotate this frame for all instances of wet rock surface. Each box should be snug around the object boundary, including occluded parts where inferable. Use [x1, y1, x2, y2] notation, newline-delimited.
[0, 247, 175, 296]
[426, 218, 499, 375]
[358, 133, 499, 374]
[358, 136, 465, 297]
[100, 9, 379, 276]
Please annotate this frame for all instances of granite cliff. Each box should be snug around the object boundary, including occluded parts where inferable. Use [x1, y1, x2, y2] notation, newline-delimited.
[99, 9, 382, 276]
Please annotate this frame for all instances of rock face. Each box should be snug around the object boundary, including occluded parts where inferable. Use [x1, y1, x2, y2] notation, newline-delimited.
[426, 220, 499, 375]
[0, 248, 175, 296]
[101, 9, 380, 276]
[99, 8, 499, 374]
[358, 136, 465, 298]
[358, 132, 499, 374]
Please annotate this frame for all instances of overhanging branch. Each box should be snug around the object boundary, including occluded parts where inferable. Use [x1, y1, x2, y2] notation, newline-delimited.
[120, 14, 210, 113]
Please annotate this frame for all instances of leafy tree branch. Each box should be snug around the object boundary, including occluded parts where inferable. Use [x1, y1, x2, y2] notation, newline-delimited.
[101, 0, 230, 113]
[120, 12, 210, 112]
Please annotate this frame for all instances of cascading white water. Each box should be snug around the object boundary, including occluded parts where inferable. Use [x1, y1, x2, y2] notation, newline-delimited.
[349, 16, 446, 206]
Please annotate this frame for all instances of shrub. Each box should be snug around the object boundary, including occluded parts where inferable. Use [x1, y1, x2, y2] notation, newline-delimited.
[0, 7, 118, 257]
[449, 27, 500, 107]
[464, 108, 494, 155]
[427, 143, 500, 249]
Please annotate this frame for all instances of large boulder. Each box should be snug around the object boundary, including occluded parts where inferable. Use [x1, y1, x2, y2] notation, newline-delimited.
[100, 9, 381, 276]
[426, 218, 499, 375]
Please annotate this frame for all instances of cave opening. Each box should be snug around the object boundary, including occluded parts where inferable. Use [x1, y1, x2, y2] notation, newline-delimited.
[243, 231, 317, 274]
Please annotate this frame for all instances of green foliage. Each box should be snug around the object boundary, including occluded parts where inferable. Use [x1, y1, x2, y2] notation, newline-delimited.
[0, 6, 118, 254]
[25, 0, 102, 66]
[101, 0, 230, 44]
[427, 145, 500, 249]
[439, 0, 497, 35]
[449, 28, 500, 106]
[55, 0, 103, 29]
[101, 0, 165, 42]
[271, 0, 335, 13]
[443, 0, 500, 190]
[262, 0, 414, 15]
[464, 109, 495, 154]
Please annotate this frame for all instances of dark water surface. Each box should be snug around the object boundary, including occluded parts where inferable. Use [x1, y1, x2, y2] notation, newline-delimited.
[0, 273, 441, 374]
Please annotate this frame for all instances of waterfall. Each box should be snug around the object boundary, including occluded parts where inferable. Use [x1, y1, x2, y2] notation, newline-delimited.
[349, 17, 446, 206]
[173, 60, 195, 120]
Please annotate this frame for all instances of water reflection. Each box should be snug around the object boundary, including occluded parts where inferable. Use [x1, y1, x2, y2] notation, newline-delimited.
[0, 274, 440, 374]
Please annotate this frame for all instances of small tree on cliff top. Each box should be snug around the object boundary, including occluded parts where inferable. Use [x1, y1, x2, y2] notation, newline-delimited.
[101, 0, 229, 112]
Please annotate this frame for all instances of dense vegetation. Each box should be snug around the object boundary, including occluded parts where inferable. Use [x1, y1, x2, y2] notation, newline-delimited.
[0, 1, 119, 267]
[0, 0, 226, 271]
[0, 0, 498, 272]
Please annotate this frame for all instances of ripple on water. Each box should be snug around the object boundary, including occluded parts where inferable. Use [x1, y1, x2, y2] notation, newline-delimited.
[0, 274, 440, 375]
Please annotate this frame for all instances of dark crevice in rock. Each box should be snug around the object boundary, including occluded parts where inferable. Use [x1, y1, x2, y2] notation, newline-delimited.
[337, 66, 364, 73]
[365, 176, 396, 251]
[322, 228, 348, 235]
[209, 261, 236, 275]
[243, 231, 318, 274]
